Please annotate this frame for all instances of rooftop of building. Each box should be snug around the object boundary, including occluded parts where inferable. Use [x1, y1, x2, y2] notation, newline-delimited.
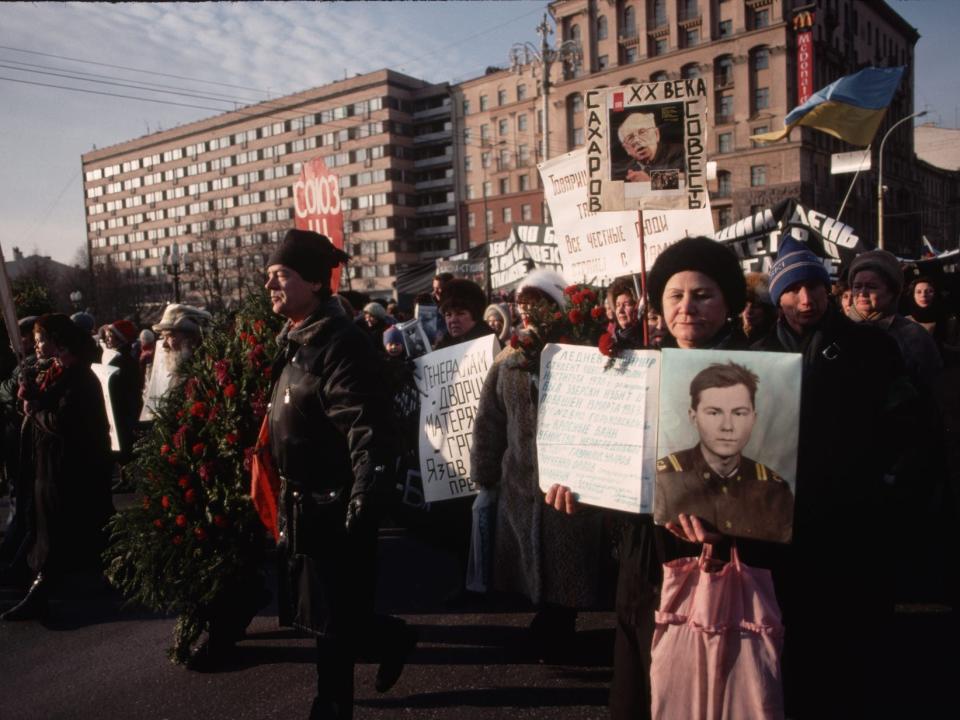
[915, 123, 960, 171]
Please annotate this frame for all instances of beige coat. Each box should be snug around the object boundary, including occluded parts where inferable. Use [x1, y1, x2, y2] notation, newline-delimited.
[471, 346, 604, 608]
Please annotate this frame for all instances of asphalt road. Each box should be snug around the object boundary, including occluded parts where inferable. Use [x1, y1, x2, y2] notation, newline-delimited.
[1, 496, 957, 720]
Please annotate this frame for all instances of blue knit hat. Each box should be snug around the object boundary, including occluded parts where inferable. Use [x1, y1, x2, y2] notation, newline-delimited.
[383, 326, 403, 347]
[768, 236, 830, 306]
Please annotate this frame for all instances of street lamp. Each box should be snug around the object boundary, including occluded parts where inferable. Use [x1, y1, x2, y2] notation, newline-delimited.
[163, 241, 187, 303]
[480, 139, 506, 246]
[509, 14, 582, 162]
[877, 109, 927, 249]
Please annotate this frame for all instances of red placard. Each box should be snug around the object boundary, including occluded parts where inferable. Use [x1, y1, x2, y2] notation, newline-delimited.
[797, 32, 814, 106]
[292, 157, 345, 290]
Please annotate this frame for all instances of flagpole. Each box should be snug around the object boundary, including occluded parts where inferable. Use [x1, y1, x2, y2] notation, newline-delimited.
[836, 144, 871, 223]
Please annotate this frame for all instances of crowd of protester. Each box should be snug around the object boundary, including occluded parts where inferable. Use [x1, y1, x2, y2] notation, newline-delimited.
[0, 227, 957, 719]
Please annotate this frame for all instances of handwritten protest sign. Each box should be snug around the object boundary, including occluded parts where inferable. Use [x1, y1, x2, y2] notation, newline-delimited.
[487, 224, 563, 290]
[586, 80, 709, 212]
[536, 344, 660, 513]
[91, 363, 120, 452]
[414, 335, 498, 503]
[540, 149, 714, 283]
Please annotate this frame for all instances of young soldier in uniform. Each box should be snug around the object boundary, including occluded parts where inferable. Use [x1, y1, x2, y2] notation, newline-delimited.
[654, 361, 794, 544]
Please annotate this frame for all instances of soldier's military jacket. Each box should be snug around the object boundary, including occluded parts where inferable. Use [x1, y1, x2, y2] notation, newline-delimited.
[653, 444, 794, 543]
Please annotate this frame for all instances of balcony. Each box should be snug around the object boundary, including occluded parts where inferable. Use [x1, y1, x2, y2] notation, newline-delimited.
[414, 154, 453, 170]
[415, 201, 456, 215]
[413, 129, 453, 145]
[414, 223, 457, 238]
[412, 103, 452, 121]
[414, 176, 454, 192]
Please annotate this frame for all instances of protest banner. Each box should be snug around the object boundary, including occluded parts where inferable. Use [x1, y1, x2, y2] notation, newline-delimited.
[715, 198, 866, 279]
[586, 80, 709, 212]
[436, 257, 488, 291]
[293, 157, 345, 290]
[536, 344, 660, 513]
[0, 243, 22, 358]
[91, 363, 120, 452]
[540, 149, 714, 284]
[487, 224, 563, 291]
[413, 334, 498, 503]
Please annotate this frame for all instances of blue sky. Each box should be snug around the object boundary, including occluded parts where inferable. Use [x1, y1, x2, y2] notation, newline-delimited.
[0, 0, 954, 265]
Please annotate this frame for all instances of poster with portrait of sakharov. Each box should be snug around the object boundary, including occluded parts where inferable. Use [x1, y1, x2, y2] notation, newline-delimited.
[585, 80, 709, 213]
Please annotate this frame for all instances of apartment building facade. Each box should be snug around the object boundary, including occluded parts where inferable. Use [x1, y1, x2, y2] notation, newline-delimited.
[455, 0, 938, 256]
[81, 69, 456, 305]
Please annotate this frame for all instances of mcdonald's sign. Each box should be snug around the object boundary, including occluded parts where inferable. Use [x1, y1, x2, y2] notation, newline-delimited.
[794, 11, 816, 105]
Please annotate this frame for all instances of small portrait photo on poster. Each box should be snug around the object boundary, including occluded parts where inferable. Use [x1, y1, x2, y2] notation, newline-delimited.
[609, 102, 685, 183]
[654, 349, 801, 543]
[396, 318, 431, 360]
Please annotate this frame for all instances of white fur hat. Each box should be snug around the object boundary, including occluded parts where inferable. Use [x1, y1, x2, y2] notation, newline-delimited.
[516, 269, 568, 308]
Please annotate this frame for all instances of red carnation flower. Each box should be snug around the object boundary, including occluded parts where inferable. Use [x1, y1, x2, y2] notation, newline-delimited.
[564, 285, 578, 296]
[214, 359, 231, 386]
[568, 309, 583, 324]
[213, 515, 229, 529]
[153, 519, 163, 529]
[253, 320, 265, 333]
[172, 425, 188, 450]
[224, 384, 237, 399]
[189, 402, 207, 419]
[509, 335, 519, 349]
[167, 455, 179, 465]
[239, 331, 249, 342]
[590, 306, 605, 320]
[193, 527, 207, 541]
[598, 332, 616, 357]
[178, 475, 190, 489]
[160, 443, 171, 456]
[172, 535, 183, 545]
[161, 495, 170, 509]
[225, 432, 238, 445]
[184, 489, 197, 504]
[199, 462, 215, 483]
[246, 334, 257, 347]
[191, 442, 206, 456]
[583, 289, 597, 302]
[263, 367, 272, 380]
[175, 514, 187, 527]
[571, 292, 584, 305]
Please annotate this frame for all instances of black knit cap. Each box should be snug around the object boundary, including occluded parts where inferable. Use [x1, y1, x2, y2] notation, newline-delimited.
[439, 278, 487, 321]
[267, 229, 350, 284]
[646, 236, 746, 316]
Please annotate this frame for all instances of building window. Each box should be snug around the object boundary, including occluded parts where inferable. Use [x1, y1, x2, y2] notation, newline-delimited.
[717, 206, 733, 228]
[681, 63, 701, 79]
[718, 133, 733, 154]
[519, 174, 530, 191]
[598, 55, 609, 70]
[752, 46, 770, 70]
[715, 55, 734, 86]
[717, 92, 734, 121]
[624, 45, 638, 63]
[716, 170, 732, 197]
[521, 204, 532, 222]
[517, 84, 527, 101]
[719, 19, 732, 38]
[751, 125, 769, 147]
[498, 89, 507, 106]
[680, 0, 698, 21]
[754, 87, 770, 111]
[479, 94, 488, 111]
[483, 181, 492, 197]
[468, 212, 475, 228]
[518, 114, 528, 132]
[498, 118, 509, 136]
[568, 93, 585, 149]
[466, 185, 475, 200]
[651, 0, 666, 27]
[751, 8, 770, 30]
[485, 209, 493, 228]
[518, 144, 530, 164]
[651, 70, 669, 83]
[481, 124, 490, 142]
[481, 152, 491, 169]
[684, 27, 699, 48]
[652, 36, 668, 56]
[503, 207, 513, 223]
[499, 149, 511, 169]
[623, 5, 637, 36]
[499, 177, 510, 194]
[597, 15, 608, 40]
[464, 155, 472, 172]
[750, 165, 767, 186]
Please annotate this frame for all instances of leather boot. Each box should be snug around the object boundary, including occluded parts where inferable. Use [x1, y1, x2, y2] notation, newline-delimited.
[1, 572, 49, 621]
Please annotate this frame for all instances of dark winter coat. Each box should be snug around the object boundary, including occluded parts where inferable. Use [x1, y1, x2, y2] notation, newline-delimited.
[107, 346, 142, 460]
[268, 298, 394, 638]
[431, 320, 496, 351]
[471, 346, 605, 608]
[24, 362, 113, 573]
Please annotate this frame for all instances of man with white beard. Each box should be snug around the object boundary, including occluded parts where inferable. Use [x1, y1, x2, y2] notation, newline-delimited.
[140, 304, 211, 420]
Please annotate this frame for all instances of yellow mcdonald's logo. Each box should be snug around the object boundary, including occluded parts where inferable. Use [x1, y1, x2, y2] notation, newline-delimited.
[793, 11, 815, 30]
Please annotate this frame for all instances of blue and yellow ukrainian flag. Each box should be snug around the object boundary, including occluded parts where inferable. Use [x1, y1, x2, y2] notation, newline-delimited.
[752, 66, 904, 147]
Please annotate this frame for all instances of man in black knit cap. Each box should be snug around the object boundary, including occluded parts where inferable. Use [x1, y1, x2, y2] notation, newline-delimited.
[265, 228, 417, 719]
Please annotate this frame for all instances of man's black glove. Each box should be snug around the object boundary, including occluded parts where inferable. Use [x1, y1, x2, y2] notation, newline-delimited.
[345, 493, 373, 535]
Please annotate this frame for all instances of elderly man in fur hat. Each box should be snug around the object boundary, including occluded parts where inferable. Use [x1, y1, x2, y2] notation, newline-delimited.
[264, 228, 416, 719]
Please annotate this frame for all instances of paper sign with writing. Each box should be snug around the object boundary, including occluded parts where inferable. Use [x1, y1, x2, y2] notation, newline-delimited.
[586, 81, 709, 212]
[540, 150, 715, 283]
[91, 363, 121, 452]
[414, 335, 498, 503]
[536, 344, 660, 513]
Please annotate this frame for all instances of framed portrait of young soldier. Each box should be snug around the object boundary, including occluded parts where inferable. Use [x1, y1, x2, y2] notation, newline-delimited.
[654, 349, 801, 543]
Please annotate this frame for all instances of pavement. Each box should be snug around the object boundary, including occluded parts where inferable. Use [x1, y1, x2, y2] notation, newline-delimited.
[1, 494, 957, 720]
